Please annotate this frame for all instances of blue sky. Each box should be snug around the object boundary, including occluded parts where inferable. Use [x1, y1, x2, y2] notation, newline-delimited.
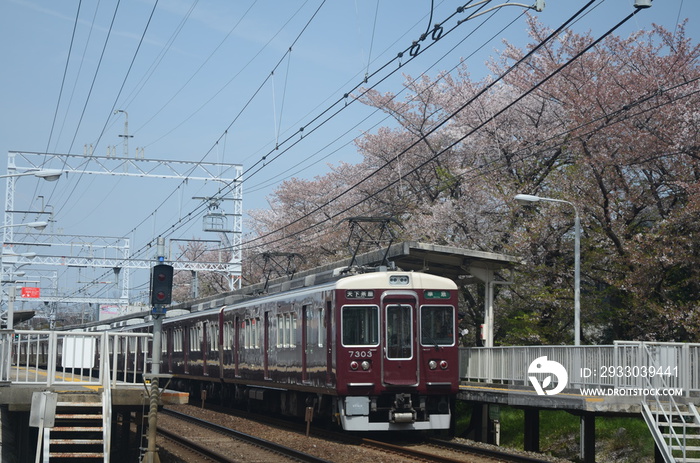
[0, 0, 697, 304]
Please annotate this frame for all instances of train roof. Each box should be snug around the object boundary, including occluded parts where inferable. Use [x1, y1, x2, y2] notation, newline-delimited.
[72, 241, 517, 330]
[175, 241, 514, 312]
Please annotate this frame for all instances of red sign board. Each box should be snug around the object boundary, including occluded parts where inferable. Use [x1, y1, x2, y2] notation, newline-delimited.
[21, 287, 40, 298]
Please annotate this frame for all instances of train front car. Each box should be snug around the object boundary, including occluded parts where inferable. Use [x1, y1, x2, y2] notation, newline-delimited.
[335, 271, 459, 431]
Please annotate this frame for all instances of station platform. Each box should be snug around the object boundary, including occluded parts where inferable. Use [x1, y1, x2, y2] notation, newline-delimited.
[459, 382, 655, 414]
[459, 342, 700, 463]
[0, 382, 188, 412]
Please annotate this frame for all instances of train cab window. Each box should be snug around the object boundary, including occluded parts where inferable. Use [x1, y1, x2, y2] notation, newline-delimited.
[420, 306, 455, 346]
[386, 305, 412, 359]
[342, 306, 379, 346]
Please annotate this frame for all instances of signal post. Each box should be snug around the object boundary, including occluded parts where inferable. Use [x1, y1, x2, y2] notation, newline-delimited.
[142, 247, 174, 463]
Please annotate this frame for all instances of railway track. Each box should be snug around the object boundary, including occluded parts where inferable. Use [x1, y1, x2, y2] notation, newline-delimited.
[160, 404, 564, 463]
[158, 408, 332, 463]
[362, 437, 559, 463]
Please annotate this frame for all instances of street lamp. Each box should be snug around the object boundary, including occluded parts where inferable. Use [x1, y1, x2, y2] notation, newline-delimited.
[515, 193, 581, 346]
[1, 221, 48, 232]
[1, 169, 63, 182]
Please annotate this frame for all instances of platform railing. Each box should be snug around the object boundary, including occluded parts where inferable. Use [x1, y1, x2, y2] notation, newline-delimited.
[0, 329, 153, 387]
[460, 341, 700, 396]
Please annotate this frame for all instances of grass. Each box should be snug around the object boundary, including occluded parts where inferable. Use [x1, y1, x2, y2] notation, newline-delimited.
[455, 402, 656, 462]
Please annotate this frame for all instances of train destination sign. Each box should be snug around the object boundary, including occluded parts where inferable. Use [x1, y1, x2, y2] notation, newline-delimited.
[346, 290, 374, 299]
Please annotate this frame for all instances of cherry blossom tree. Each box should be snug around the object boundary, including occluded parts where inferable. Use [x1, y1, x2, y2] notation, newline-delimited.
[172, 239, 233, 302]
[247, 18, 700, 343]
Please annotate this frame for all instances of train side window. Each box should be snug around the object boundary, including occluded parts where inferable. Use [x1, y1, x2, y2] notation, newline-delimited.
[317, 308, 325, 348]
[341, 305, 379, 346]
[253, 318, 259, 349]
[277, 315, 283, 348]
[291, 314, 297, 348]
[223, 322, 231, 350]
[284, 314, 291, 348]
[211, 323, 219, 351]
[304, 305, 314, 350]
[243, 319, 250, 349]
[420, 306, 455, 346]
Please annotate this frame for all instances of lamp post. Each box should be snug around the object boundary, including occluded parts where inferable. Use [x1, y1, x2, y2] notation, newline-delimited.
[515, 194, 581, 346]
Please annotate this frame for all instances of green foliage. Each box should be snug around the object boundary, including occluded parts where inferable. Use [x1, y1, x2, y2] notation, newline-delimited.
[249, 20, 700, 343]
[457, 404, 656, 462]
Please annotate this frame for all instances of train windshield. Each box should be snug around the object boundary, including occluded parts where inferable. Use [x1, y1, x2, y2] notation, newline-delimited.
[386, 304, 413, 359]
[342, 306, 379, 346]
[420, 305, 455, 346]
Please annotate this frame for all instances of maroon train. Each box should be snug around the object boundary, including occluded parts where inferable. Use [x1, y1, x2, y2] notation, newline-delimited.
[126, 269, 459, 431]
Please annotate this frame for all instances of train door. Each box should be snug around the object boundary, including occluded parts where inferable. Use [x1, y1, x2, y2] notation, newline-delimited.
[382, 294, 419, 386]
[264, 312, 270, 379]
[202, 322, 208, 375]
[166, 328, 172, 373]
[184, 328, 190, 374]
[234, 316, 240, 377]
[302, 305, 309, 383]
[325, 300, 333, 385]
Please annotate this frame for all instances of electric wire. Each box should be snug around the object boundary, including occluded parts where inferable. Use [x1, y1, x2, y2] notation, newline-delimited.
[73, 0, 479, 267]
[65, 0, 122, 155]
[49, 0, 161, 221]
[108, 0, 598, 272]
[109, 0, 578, 270]
[228, 4, 646, 254]
[45, 2, 660, 304]
[44, 1, 83, 156]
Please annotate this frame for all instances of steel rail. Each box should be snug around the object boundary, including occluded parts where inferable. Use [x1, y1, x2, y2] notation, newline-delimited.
[159, 408, 332, 463]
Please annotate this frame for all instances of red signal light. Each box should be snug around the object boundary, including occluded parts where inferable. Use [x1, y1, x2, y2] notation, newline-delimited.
[150, 264, 174, 305]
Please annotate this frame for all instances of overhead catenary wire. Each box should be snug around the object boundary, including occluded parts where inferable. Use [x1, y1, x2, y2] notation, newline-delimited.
[52, 0, 660, 304]
[226, 3, 647, 254]
[113, 0, 589, 266]
[60, 0, 477, 271]
[48, 0, 162, 221]
[104, 0, 602, 270]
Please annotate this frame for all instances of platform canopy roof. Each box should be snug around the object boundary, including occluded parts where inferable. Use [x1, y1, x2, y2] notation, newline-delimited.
[354, 241, 520, 283]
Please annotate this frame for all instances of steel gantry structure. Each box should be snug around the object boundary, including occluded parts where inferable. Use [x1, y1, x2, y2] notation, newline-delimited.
[3, 150, 243, 312]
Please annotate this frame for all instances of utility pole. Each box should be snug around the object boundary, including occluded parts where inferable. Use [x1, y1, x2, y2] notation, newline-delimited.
[142, 238, 173, 463]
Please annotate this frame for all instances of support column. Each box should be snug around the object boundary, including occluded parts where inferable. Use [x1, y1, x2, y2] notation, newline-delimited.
[468, 403, 491, 443]
[580, 413, 595, 463]
[119, 411, 130, 458]
[524, 408, 540, 452]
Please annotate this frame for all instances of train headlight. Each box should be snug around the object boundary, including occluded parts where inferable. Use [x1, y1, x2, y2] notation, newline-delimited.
[440, 360, 449, 370]
[350, 361, 359, 371]
[361, 361, 371, 371]
[428, 360, 438, 370]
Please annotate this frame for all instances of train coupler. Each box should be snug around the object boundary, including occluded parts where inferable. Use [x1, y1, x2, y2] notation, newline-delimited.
[390, 393, 417, 423]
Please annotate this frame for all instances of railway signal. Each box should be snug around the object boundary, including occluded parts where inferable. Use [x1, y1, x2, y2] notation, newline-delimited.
[150, 264, 174, 306]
